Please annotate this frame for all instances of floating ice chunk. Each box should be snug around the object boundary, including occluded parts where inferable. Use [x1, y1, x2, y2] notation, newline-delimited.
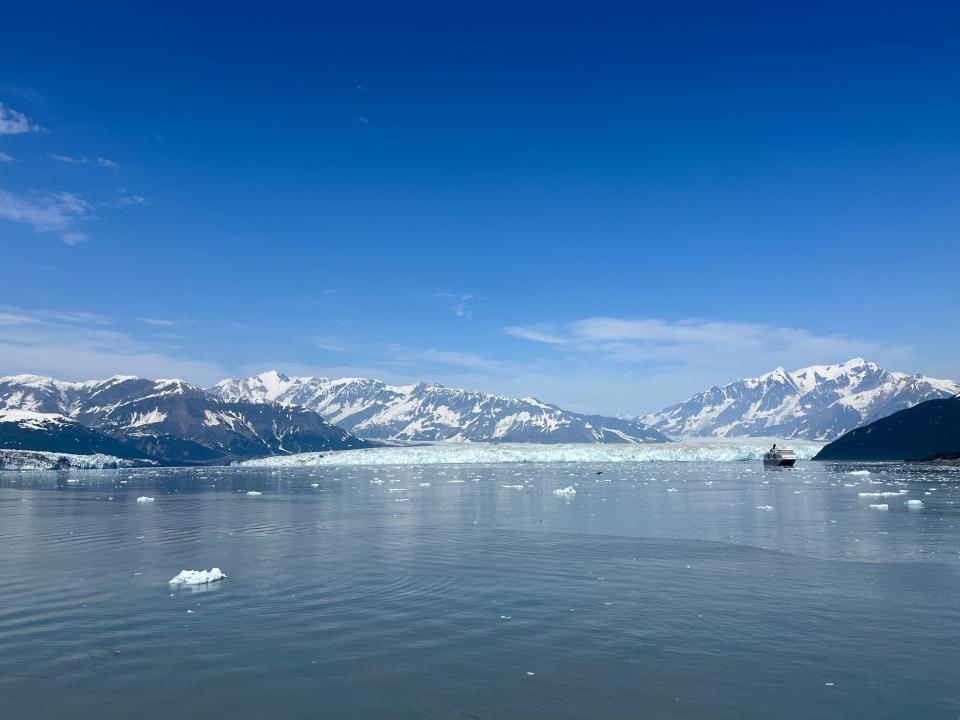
[501, 484, 524, 489]
[418, 482, 431, 487]
[905, 499, 924, 509]
[310, 483, 320, 488]
[136, 496, 155, 503]
[756, 505, 775, 510]
[245, 491, 262, 496]
[846, 470, 871, 476]
[553, 486, 577, 496]
[169, 568, 227, 586]
[868, 504, 889, 511]
[666, 487, 679, 493]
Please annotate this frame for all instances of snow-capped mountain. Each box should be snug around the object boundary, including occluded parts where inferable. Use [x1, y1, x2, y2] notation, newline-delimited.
[212, 371, 668, 444]
[642, 359, 960, 441]
[0, 374, 370, 464]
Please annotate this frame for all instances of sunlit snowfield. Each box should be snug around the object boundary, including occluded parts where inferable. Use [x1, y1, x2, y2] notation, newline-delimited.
[1, 457, 959, 719]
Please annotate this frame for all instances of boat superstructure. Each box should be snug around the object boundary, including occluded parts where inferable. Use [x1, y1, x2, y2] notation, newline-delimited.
[763, 447, 797, 468]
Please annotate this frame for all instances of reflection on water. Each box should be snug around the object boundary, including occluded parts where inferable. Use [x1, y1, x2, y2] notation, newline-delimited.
[1, 461, 958, 719]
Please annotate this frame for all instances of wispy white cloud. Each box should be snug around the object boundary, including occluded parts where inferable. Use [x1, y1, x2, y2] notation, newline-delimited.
[312, 335, 349, 352]
[139, 318, 176, 327]
[0, 151, 15, 163]
[49, 153, 84, 164]
[433, 291, 480, 319]
[0, 188, 91, 244]
[49, 153, 119, 169]
[0, 102, 40, 135]
[61, 231, 88, 246]
[115, 194, 148, 206]
[506, 317, 910, 368]
[504, 316, 917, 411]
[0, 307, 226, 384]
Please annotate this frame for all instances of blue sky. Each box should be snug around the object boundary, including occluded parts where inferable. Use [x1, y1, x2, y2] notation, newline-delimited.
[1, 2, 958, 414]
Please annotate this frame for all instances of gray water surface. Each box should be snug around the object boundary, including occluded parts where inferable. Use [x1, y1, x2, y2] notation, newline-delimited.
[1, 461, 959, 719]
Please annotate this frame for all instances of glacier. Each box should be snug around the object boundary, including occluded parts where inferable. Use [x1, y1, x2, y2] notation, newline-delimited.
[241, 437, 826, 467]
[0, 449, 152, 471]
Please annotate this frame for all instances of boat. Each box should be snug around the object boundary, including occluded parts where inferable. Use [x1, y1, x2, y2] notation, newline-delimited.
[763, 447, 797, 468]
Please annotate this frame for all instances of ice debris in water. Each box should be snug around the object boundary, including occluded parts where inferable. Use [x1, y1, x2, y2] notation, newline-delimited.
[858, 491, 907, 497]
[169, 568, 227, 586]
[136, 496, 155, 503]
[246, 491, 262, 496]
[756, 505, 775, 510]
[553, 486, 577, 496]
[868, 504, 889, 511]
[501, 484, 525, 489]
[846, 470, 872, 476]
[905, 499, 924, 509]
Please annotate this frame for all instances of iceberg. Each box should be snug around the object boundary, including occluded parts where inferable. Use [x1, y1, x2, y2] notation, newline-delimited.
[553, 486, 577, 496]
[905, 499, 924, 509]
[868, 504, 889, 511]
[136, 496, 155, 503]
[240, 438, 826, 468]
[169, 568, 227, 586]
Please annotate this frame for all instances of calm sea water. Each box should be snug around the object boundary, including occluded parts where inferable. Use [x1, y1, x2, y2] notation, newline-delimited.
[1, 460, 958, 719]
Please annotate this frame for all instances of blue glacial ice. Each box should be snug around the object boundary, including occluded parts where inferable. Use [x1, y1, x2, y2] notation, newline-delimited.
[241, 438, 826, 467]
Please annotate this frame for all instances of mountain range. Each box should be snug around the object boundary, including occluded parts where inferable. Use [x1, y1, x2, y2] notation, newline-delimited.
[642, 359, 959, 441]
[211, 371, 668, 444]
[0, 374, 369, 465]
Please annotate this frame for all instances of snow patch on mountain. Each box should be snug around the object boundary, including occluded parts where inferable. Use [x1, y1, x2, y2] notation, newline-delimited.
[212, 372, 667, 444]
[643, 358, 960, 441]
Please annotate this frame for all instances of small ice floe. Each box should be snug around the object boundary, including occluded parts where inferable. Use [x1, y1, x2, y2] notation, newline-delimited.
[447, 479, 465, 484]
[136, 496, 155, 503]
[501, 484, 525, 489]
[66, 478, 80, 483]
[310, 482, 320, 488]
[666, 488, 679, 493]
[553, 486, 577, 497]
[169, 568, 227, 586]
[858, 491, 907, 497]
[419, 482, 431, 487]
[847, 470, 871, 476]
[756, 505, 775, 510]
[246, 491, 262, 496]
[905, 499, 924, 509]
[394, 498, 411, 502]
[868, 504, 889, 511]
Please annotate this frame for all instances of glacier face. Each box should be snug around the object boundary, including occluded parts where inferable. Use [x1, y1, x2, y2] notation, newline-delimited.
[241, 438, 825, 467]
[0, 448, 153, 470]
[211, 371, 667, 444]
[0, 373, 370, 465]
[641, 359, 960, 441]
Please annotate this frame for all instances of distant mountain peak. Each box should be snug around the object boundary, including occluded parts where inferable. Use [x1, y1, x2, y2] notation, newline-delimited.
[642, 359, 959, 441]
[210, 373, 667, 444]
